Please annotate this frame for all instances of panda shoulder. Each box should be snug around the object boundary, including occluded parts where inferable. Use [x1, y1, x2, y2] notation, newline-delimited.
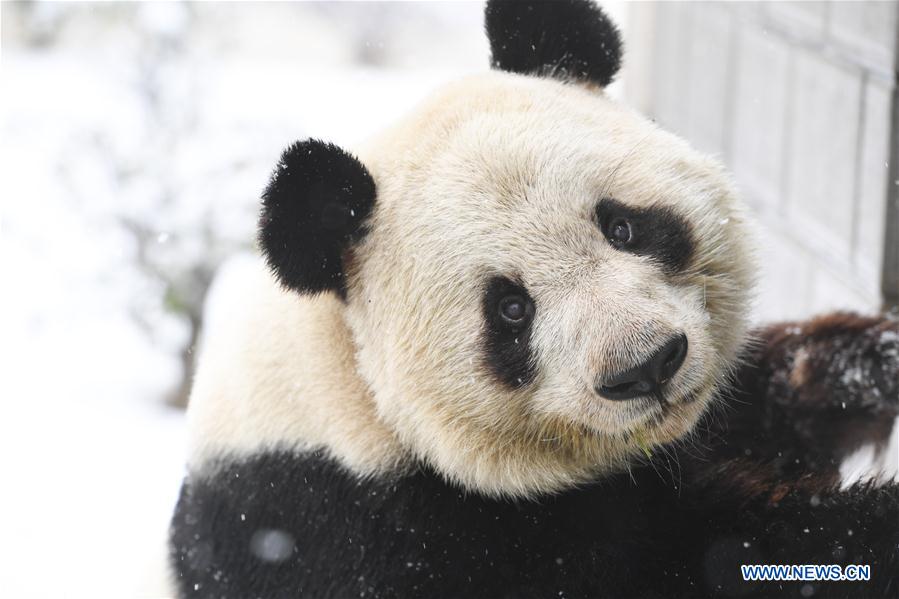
[185, 253, 403, 476]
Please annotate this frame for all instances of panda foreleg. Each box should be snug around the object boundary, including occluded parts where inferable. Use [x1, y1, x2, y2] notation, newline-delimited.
[743, 313, 898, 414]
[706, 313, 899, 482]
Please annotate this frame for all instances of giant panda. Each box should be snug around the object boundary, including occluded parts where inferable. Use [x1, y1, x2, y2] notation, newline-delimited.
[169, 1, 899, 597]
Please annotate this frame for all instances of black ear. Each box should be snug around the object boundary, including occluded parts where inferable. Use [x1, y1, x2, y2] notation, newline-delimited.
[259, 139, 376, 296]
[485, 0, 622, 87]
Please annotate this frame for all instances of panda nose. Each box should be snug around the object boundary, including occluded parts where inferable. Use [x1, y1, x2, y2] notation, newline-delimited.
[596, 334, 688, 401]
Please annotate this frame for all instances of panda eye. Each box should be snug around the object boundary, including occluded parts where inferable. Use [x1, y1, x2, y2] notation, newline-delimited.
[498, 295, 532, 325]
[609, 218, 632, 246]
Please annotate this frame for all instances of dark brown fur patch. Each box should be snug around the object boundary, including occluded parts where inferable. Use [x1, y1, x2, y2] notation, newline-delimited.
[755, 312, 898, 414]
[697, 312, 898, 485]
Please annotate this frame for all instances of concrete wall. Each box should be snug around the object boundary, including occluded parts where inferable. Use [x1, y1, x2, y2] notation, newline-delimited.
[624, 1, 898, 322]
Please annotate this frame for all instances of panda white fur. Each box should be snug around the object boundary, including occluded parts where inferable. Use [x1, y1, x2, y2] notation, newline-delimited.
[170, 2, 899, 597]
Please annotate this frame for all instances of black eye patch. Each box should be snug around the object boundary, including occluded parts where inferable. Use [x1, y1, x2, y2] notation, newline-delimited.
[596, 198, 694, 273]
[481, 276, 537, 389]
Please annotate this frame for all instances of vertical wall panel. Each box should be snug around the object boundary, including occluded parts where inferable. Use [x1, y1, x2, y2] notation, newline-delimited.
[855, 79, 892, 292]
[683, 5, 734, 157]
[786, 51, 861, 259]
[650, 2, 694, 136]
[730, 27, 791, 211]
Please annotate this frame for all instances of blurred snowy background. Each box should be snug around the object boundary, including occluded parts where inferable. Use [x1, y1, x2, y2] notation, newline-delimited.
[1, 1, 895, 597]
[0, 2, 497, 595]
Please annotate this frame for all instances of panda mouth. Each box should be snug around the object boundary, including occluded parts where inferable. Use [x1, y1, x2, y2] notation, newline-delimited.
[598, 379, 654, 398]
[596, 375, 676, 413]
[615, 383, 706, 429]
[598, 381, 672, 406]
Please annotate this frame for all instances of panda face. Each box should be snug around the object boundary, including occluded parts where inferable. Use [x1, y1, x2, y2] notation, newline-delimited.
[257, 1, 755, 497]
[340, 72, 754, 497]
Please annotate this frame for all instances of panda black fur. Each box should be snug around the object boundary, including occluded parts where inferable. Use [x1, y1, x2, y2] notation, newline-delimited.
[170, 2, 899, 597]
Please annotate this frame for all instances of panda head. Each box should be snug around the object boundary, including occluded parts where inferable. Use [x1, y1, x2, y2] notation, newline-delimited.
[259, 0, 754, 498]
